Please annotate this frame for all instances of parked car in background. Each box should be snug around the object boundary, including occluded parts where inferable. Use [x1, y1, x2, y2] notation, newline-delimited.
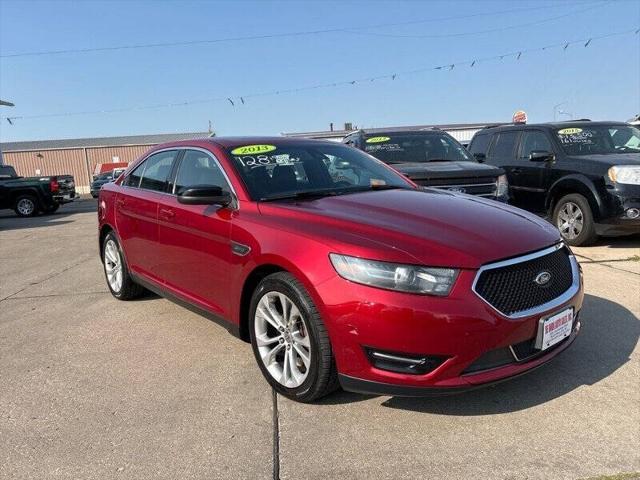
[0, 165, 76, 216]
[90, 168, 124, 198]
[468, 121, 640, 246]
[98, 137, 582, 402]
[343, 129, 508, 202]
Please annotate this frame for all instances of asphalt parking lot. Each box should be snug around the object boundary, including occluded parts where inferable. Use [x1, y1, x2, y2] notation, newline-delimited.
[1, 198, 639, 480]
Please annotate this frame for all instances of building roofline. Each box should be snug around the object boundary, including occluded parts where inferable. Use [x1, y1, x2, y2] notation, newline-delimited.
[0, 132, 210, 152]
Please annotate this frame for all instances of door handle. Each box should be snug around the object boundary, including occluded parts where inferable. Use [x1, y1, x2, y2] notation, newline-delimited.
[511, 168, 522, 175]
[159, 208, 175, 220]
[116, 198, 125, 207]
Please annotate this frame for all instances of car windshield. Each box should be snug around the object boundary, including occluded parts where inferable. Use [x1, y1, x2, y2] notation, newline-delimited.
[362, 133, 474, 164]
[226, 142, 413, 201]
[555, 125, 640, 155]
[95, 172, 113, 181]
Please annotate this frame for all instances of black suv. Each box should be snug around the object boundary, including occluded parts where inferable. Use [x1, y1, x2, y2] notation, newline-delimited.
[343, 129, 508, 202]
[468, 121, 640, 246]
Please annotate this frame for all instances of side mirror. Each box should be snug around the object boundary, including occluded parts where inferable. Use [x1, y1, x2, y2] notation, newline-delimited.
[529, 150, 554, 162]
[473, 153, 486, 163]
[177, 185, 232, 206]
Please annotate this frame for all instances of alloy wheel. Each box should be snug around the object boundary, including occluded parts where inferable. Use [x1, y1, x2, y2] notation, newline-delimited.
[254, 292, 311, 388]
[557, 201, 584, 240]
[16, 198, 35, 216]
[104, 239, 123, 292]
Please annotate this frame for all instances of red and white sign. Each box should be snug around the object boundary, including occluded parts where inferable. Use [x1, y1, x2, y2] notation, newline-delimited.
[512, 110, 528, 124]
[537, 308, 573, 350]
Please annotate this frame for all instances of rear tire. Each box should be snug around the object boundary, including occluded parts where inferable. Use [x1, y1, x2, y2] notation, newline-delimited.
[102, 232, 145, 300]
[14, 195, 39, 217]
[552, 193, 598, 246]
[249, 272, 339, 402]
[42, 204, 60, 214]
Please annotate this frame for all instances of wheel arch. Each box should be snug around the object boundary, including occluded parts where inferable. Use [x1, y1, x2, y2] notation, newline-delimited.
[236, 255, 328, 343]
[546, 174, 603, 220]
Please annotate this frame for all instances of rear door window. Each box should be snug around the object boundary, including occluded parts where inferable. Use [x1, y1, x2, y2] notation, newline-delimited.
[138, 151, 177, 192]
[469, 133, 491, 155]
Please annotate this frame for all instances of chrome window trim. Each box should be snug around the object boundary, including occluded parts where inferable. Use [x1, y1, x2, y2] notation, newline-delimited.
[121, 147, 179, 191]
[471, 242, 580, 320]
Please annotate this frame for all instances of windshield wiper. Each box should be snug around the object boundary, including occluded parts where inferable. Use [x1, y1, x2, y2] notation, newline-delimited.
[341, 184, 409, 193]
[259, 189, 340, 202]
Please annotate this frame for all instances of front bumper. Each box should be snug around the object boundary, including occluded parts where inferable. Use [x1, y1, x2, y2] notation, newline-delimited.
[317, 250, 584, 395]
[597, 185, 640, 236]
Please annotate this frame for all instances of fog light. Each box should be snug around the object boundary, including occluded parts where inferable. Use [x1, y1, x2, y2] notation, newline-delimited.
[625, 208, 640, 219]
[365, 348, 447, 375]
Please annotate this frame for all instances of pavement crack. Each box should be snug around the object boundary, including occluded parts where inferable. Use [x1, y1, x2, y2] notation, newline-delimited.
[2, 291, 108, 300]
[0, 256, 94, 303]
[272, 388, 281, 480]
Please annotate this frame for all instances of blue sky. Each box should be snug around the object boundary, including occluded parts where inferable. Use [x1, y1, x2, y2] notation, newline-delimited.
[0, 0, 638, 142]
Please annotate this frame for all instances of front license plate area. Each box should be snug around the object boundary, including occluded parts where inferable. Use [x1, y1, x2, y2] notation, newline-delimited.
[535, 308, 574, 351]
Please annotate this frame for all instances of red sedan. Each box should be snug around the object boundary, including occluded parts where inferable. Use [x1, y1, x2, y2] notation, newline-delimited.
[98, 137, 583, 402]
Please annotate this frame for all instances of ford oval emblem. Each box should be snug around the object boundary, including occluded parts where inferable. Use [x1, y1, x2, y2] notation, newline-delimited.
[534, 271, 552, 286]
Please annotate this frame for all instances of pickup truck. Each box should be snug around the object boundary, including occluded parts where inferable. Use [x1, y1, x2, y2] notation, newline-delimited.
[0, 165, 76, 217]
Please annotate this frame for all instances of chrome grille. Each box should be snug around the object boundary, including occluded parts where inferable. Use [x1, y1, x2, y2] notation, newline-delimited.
[472, 244, 579, 318]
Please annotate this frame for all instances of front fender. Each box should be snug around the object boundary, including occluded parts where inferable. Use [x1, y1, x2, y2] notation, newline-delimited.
[546, 174, 604, 220]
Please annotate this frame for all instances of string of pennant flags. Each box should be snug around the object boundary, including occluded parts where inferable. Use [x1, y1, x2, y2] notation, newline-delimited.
[2, 26, 638, 125]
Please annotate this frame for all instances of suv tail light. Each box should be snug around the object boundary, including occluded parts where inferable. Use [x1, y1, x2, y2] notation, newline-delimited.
[50, 177, 59, 194]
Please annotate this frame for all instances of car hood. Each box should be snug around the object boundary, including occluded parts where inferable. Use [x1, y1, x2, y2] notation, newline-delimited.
[258, 189, 560, 269]
[391, 161, 503, 180]
[92, 179, 112, 187]
[566, 153, 640, 166]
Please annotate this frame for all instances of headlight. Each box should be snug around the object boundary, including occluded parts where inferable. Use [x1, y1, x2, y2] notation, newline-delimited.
[329, 254, 459, 296]
[608, 166, 640, 185]
[497, 174, 509, 197]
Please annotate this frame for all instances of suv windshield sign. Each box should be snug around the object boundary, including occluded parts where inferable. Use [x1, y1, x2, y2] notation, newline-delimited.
[363, 133, 474, 163]
[555, 124, 640, 155]
[365, 136, 391, 144]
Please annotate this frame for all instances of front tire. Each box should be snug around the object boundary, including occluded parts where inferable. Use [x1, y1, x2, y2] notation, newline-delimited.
[552, 193, 598, 246]
[14, 195, 39, 217]
[249, 272, 338, 402]
[102, 232, 145, 300]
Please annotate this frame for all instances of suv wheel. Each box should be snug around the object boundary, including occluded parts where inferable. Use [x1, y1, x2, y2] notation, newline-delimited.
[552, 193, 598, 246]
[14, 195, 39, 217]
[102, 232, 145, 300]
[249, 272, 338, 402]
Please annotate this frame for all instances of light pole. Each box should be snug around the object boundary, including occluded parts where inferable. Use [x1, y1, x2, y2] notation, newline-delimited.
[553, 102, 567, 122]
[558, 110, 574, 120]
[0, 99, 15, 166]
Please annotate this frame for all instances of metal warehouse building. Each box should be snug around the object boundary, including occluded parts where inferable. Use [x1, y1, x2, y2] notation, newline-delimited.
[0, 132, 209, 193]
[282, 122, 507, 145]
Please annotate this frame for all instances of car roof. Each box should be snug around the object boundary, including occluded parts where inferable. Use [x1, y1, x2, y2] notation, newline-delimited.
[347, 128, 447, 137]
[152, 136, 337, 150]
[477, 120, 630, 134]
